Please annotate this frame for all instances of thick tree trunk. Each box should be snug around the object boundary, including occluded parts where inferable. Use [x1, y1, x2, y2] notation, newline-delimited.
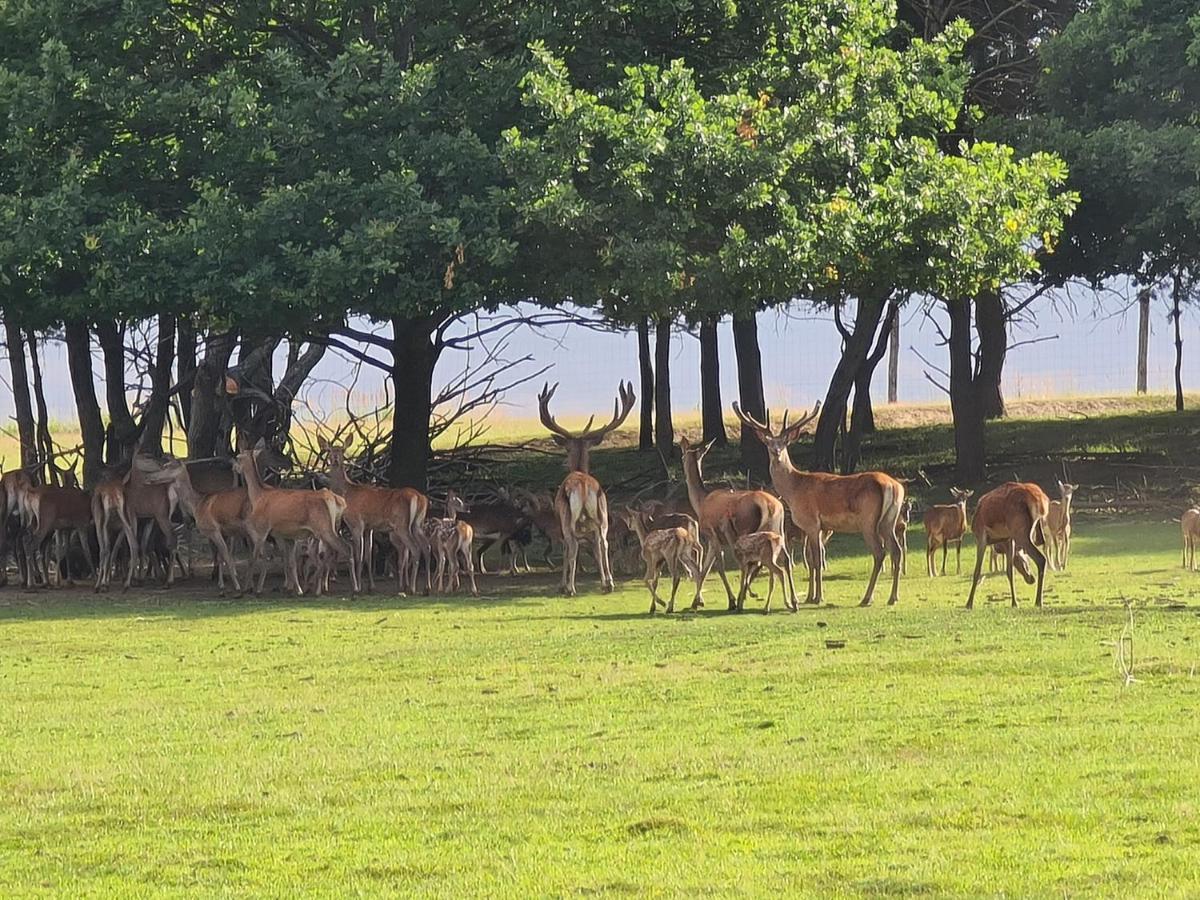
[26, 330, 55, 478]
[1135, 287, 1151, 395]
[844, 301, 899, 474]
[976, 289, 1007, 420]
[636, 317, 654, 451]
[388, 316, 440, 490]
[732, 312, 768, 480]
[812, 296, 885, 473]
[63, 321, 106, 488]
[3, 318, 36, 470]
[176, 316, 197, 429]
[95, 320, 139, 462]
[947, 300, 986, 483]
[1173, 270, 1185, 412]
[272, 341, 326, 452]
[139, 313, 176, 455]
[188, 330, 238, 459]
[654, 317, 674, 460]
[699, 317, 726, 447]
[887, 312, 900, 404]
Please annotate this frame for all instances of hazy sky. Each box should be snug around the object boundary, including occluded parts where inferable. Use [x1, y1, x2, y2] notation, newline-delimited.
[2, 285, 1197, 437]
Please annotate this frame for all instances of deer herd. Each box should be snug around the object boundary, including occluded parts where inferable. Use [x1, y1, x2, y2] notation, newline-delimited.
[0, 378, 1168, 614]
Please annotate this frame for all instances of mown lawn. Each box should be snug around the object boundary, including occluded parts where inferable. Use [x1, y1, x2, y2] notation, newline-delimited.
[2, 518, 1199, 897]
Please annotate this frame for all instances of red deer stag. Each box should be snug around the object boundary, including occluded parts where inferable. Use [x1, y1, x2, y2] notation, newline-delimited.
[923, 488, 973, 577]
[678, 436, 788, 611]
[732, 402, 905, 606]
[537, 381, 635, 596]
[965, 482, 1050, 609]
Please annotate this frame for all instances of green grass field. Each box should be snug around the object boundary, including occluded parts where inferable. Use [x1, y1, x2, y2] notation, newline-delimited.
[3, 517, 1199, 897]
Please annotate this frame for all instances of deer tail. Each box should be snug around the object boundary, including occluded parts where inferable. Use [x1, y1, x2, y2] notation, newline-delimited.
[877, 479, 903, 543]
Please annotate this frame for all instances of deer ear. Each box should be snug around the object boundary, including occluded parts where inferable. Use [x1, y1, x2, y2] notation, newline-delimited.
[317, 436, 330, 452]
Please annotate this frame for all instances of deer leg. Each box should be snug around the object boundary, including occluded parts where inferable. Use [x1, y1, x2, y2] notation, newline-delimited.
[858, 527, 886, 607]
[94, 519, 110, 593]
[691, 538, 721, 610]
[883, 524, 902, 606]
[709, 545, 739, 611]
[965, 536, 987, 609]
[645, 558, 662, 614]
[593, 529, 614, 593]
[210, 531, 240, 596]
[463, 543, 479, 596]
[940, 542, 948, 577]
[75, 527, 96, 581]
[253, 535, 271, 596]
[1005, 542, 1018, 608]
[956, 539, 963, 575]
[363, 528, 377, 592]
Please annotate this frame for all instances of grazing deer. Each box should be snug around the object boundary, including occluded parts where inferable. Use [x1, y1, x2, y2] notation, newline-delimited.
[1045, 480, 1078, 571]
[678, 436, 788, 611]
[234, 446, 357, 597]
[894, 498, 915, 575]
[732, 531, 797, 614]
[142, 457, 252, 594]
[23, 484, 96, 587]
[1183, 508, 1200, 571]
[537, 381, 635, 596]
[620, 507, 702, 614]
[732, 403, 904, 607]
[427, 491, 478, 595]
[319, 438, 428, 593]
[923, 488, 973, 577]
[965, 482, 1050, 609]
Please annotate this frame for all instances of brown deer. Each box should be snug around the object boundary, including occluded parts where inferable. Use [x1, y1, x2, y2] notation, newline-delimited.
[923, 487, 973, 577]
[92, 471, 139, 591]
[23, 484, 96, 587]
[116, 449, 182, 586]
[1183, 508, 1200, 570]
[319, 437, 428, 593]
[459, 490, 529, 576]
[1045, 480, 1078, 571]
[965, 482, 1050, 609]
[732, 531, 796, 614]
[143, 457, 252, 594]
[537, 381, 635, 596]
[234, 446, 357, 597]
[732, 403, 904, 607]
[619, 507, 702, 614]
[678, 436, 788, 610]
[427, 491, 478, 595]
[894, 498, 915, 575]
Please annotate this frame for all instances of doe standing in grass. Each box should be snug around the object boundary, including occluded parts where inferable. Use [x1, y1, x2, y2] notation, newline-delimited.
[923, 488, 973, 577]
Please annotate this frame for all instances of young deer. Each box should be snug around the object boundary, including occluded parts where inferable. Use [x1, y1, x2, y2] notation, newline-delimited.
[143, 457, 252, 594]
[619, 507, 702, 615]
[234, 446, 357, 597]
[732, 403, 905, 607]
[732, 531, 797, 614]
[319, 438, 428, 593]
[1045, 480, 1079, 571]
[894, 498, 915, 575]
[1182, 508, 1200, 570]
[966, 482, 1050, 609]
[428, 491, 478, 595]
[537, 381, 635, 596]
[923, 488, 973, 577]
[678, 436, 788, 611]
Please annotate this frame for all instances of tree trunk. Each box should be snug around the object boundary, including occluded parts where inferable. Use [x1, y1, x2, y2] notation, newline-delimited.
[887, 312, 900, 404]
[732, 312, 768, 481]
[1173, 270, 1185, 412]
[177, 316, 197, 429]
[95, 320, 139, 462]
[1136, 287, 1150, 395]
[947, 299, 985, 483]
[636, 317, 654, 451]
[844, 301, 899, 474]
[3, 318, 36, 470]
[654, 317, 674, 461]
[699, 317, 726, 446]
[26, 330, 55, 479]
[976, 289, 1007, 420]
[188, 330, 238, 459]
[388, 316, 440, 490]
[63, 321, 106, 488]
[272, 340, 326, 452]
[139, 313, 176, 455]
[812, 296, 885, 473]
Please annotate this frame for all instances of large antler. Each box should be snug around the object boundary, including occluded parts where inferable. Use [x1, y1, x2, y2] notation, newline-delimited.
[538, 381, 636, 442]
[732, 401, 820, 442]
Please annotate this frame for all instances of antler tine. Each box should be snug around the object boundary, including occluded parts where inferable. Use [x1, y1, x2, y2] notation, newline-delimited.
[731, 401, 771, 435]
[581, 380, 637, 440]
[537, 381, 575, 439]
[784, 401, 821, 439]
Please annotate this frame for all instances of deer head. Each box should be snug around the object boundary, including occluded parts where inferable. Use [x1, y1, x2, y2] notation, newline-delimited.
[731, 401, 821, 466]
[950, 487, 974, 506]
[538, 381, 636, 474]
[1056, 480, 1078, 503]
[444, 489, 468, 519]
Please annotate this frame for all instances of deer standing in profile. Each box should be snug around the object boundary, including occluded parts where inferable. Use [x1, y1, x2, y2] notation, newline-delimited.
[1182, 508, 1200, 571]
[732, 402, 905, 606]
[965, 482, 1049, 609]
[619, 507, 702, 615]
[678, 436, 788, 610]
[923, 488, 973, 577]
[319, 437, 428, 593]
[234, 445, 357, 597]
[537, 381, 635, 596]
[732, 531, 796, 614]
[1045, 480, 1078, 571]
